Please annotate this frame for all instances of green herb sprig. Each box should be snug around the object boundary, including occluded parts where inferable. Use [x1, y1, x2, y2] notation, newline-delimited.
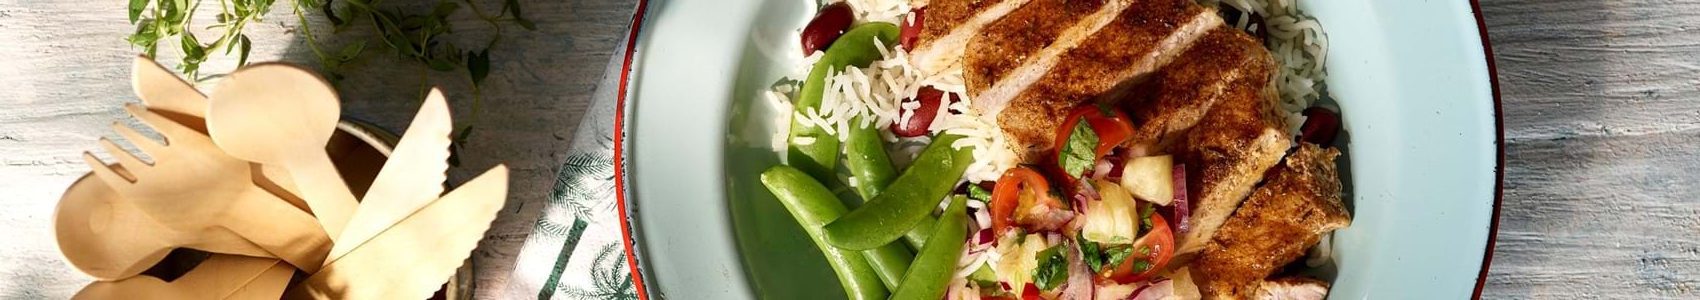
[126, 0, 536, 163]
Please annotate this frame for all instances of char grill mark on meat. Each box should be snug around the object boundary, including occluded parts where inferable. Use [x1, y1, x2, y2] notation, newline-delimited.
[1123, 27, 1273, 148]
[1164, 84, 1291, 257]
[1191, 144, 1348, 300]
[910, 0, 1034, 75]
[964, 0, 1128, 100]
[992, 0, 1221, 160]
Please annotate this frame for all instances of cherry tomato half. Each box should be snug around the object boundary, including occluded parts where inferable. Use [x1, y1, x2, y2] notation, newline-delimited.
[991, 167, 1059, 236]
[1104, 213, 1175, 284]
[1049, 105, 1136, 183]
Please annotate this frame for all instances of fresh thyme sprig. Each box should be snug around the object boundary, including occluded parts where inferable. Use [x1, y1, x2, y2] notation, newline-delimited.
[125, 0, 535, 165]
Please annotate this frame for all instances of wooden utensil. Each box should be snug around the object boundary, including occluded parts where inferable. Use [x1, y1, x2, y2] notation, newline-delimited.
[287, 166, 509, 300]
[328, 88, 453, 263]
[55, 170, 273, 280]
[72, 254, 294, 300]
[129, 56, 313, 212]
[130, 56, 208, 133]
[82, 104, 331, 272]
[206, 63, 359, 238]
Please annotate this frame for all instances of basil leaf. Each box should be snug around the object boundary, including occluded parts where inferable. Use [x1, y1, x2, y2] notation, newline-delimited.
[968, 184, 992, 202]
[1103, 245, 1135, 272]
[468, 49, 491, 86]
[1059, 119, 1098, 177]
[1031, 245, 1069, 291]
[128, 0, 149, 24]
[1077, 234, 1103, 273]
[1139, 203, 1155, 234]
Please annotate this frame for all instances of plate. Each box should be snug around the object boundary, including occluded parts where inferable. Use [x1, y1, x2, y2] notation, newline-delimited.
[617, 0, 1503, 299]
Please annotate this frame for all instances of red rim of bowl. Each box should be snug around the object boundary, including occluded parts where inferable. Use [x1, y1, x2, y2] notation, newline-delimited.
[609, 1, 1508, 299]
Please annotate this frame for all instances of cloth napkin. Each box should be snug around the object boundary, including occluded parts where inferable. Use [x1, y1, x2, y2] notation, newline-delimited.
[502, 20, 639, 300]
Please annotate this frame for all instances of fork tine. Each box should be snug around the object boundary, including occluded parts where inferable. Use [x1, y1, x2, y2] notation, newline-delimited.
[82, 152, 135, 184]
[124, 103, 201, 144]
[110, 122, 165, 157]
[97, 137, 150, 172]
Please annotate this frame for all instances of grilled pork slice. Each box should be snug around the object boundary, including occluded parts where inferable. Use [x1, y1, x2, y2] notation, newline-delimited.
[963, 0, 1133, 100]
[1122, 27, 1273, 146]
[1192, 144, 1349, 300]
[1255, 278, 1330, 300]
[992, 0, 1222, 161]
[1164, 76, 1291, 256]
[908, 0, 1033, 75]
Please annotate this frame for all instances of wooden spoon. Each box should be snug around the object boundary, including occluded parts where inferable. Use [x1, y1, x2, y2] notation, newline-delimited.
[130, 56, 313, 213]
[206, 63, 359, 238]
[288, 165, 508, 300]
[55, 170, 273, 280]
[72, 254, 294, 300]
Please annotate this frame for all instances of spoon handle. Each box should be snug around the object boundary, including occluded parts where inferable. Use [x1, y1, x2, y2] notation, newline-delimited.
[222, 186, 333, 273]
[287, 153, 361, 239]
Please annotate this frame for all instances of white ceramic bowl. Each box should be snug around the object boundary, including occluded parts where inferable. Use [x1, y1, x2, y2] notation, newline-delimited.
[618, 0, 1503, 299]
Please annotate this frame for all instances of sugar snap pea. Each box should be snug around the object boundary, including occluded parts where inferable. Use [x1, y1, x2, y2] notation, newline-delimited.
[787, 22, 900, 183]
[824, 134, 974, 250]
[891, 196, 969, 300]
[760, 166, 888, 300]
[844, 117, 898, 201]
[903, 215, 935, 250]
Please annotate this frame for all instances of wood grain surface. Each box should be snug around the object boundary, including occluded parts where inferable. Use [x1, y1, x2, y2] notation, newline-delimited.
[0, 0, 635, 298]
[3, 0, 1696, 299]
[1483, 0, 1700, 298]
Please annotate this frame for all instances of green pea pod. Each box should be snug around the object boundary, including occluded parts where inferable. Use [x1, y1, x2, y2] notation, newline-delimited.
[787, 22, 901, 183]
[903, 215, 935, 250]
[760, 166, 889, 300]
[840, 117, 915, 289]
[862, 242, 913, 289]
[824, 134, 974, 250]
[844, 117, 898, 201]
[891, 196, 969, 300]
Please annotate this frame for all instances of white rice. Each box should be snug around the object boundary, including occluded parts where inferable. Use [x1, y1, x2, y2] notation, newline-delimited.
[847, 0, 913, 25]
[1204, 0, 1330, 113]
[769, 31, 1018, 183]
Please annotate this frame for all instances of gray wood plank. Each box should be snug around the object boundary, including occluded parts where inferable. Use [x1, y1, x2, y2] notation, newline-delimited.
[1483, 0, 1700, 298]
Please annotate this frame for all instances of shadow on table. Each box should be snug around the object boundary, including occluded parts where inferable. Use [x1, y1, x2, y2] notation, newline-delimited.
[265, 0, 637, 296]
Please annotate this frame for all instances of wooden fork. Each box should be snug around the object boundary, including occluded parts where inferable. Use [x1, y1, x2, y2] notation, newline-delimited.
[81, 103, 331, 272]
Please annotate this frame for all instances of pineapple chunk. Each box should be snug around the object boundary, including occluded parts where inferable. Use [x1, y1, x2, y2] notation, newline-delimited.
[1119, 155, 1175, 205]
[1081, 180, 1138, 244]
[994, 233, 1049, 296]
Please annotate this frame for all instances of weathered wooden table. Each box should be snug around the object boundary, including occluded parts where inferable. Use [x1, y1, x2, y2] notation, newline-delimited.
[1, 0, 1693, 298]
[0, 0, 637, 298]
[1482, 0, 1700, 298]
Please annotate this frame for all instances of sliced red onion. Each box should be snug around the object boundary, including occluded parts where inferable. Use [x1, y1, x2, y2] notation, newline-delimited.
[975, 228, 996, 245]
[1072, 194, 1091, 216]
[1171, 164, 1191, 234]
[1130, 279, 1174, 300]
[1064, 242, 1095, 300]
[1078, 177, 1101, 200]
[1091, 159, 1114, 179]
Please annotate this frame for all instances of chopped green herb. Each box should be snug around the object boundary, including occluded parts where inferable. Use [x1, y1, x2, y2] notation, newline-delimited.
[1031, 245, 1069, 291]
[1059, 119, 1099, 177]
[1078, 231, 1138, 274]
[1077, 234, 1104, 272]
[1103, 245, 1135, 272]
[1132, 260, 1151, 273]
[968, 184, 992, 202]
[1139, 203, 1156, 234]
